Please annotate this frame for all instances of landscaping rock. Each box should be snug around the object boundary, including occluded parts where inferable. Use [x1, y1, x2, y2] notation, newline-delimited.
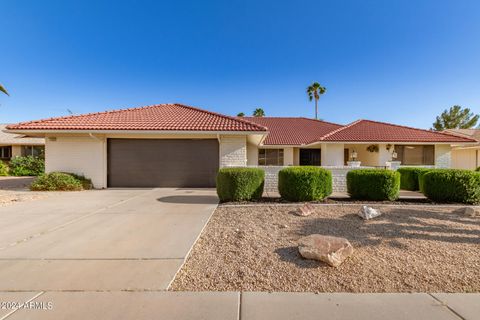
[296, 203, 315, 217]
[358, 205, 382, 220]
[464, 207, 480, 217]
[298, 235, 354, 267]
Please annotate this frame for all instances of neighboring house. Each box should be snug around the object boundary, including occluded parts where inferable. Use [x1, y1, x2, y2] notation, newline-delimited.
[0, 124, 45, 161]
[444, 129, 480, 170]
[6, 104, 475, 189]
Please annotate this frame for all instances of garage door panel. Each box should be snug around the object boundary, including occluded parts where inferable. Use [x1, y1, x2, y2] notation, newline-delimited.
[107, 139, 218, 187]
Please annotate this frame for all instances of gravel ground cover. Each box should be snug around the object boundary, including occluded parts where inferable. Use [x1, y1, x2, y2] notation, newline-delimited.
[171, 204, 480, 292]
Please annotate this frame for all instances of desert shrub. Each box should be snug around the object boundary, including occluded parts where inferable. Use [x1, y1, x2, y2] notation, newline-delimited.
[216, 167, 264, 202]
[9, 156, 44, 176]
[347, 169, 400, 201]
[66, 173, 93, 190]
[30, 172, 85, 191]
[0, 161, 9, 176]
[278, 166, 332, 201]
[397, 167, 432, 191]
[423, 169, 480, 204]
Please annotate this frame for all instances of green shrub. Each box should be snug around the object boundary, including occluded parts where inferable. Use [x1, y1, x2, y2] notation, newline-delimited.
[423, 169, 480, 204]
[0, 161, 9, 176]
[397, 167, 432, 191]
[66, 173, 93, 190]
[278, 166, 332, 201]
[216, 167, 265, 202]
[418, 169, 435, 193]
[476, 167, 480, 172]
[30, 172, 85, 191]
[9, 156, 44, 176]
[347, 169, 400, 201]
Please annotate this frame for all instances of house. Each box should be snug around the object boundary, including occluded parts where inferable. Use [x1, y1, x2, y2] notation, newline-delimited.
[6, 104, 475, 189]
[444, 129, 480, 170]
[0, 124, 45, 161]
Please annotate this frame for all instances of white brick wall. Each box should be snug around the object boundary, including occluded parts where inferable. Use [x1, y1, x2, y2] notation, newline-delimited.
[435, 144, 452, 168]
[219, 135, 247, 167]
[45, 136, 106, 188]
[252, 165, 371, 193]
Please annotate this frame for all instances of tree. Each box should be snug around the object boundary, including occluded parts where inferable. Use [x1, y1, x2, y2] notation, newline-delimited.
[432, 105, 479, 131]
[252, 108, 265, 117]
[0, 84, 8, 96]
[237, 112, 245, 117]
[306, 82, 326, 120]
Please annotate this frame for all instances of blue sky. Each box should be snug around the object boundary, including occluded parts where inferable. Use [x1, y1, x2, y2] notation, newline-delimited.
[1, 0, 479, 128]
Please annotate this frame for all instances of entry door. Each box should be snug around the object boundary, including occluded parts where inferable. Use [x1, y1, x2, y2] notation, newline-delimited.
[299, 149, 321, 166]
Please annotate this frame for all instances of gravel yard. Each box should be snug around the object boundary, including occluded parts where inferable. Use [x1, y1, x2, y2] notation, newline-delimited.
[171, 204, 480, 293]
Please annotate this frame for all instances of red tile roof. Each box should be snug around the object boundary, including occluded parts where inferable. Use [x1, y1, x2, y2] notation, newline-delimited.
[319, 119, 476, 143]
[242, 117, 342, 145]
[7, 104, 267, 132]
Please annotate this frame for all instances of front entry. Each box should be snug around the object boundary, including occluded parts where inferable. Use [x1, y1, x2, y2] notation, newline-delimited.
[299, 149, 321, 166]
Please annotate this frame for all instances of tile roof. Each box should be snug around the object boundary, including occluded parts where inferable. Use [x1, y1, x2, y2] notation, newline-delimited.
[241, 117, 342, 145]
[0, 125, 44, 145]
[6, 104, 268, 132]
[319, 120, 476, 143]
[443, 129, 480, 143]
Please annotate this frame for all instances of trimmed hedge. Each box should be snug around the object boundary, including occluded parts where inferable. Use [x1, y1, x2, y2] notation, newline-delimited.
[397, 167, 433, 191]
[0, 161, 8, 176]
[347, 169, 400, 201]
[216, 167, 265, 202]
[418, 169, 435, 193]
[9, 156, 44, 176]
[278, 166, 332, 201]
[422, 169, 480, 204]
[30, 172, 86, 191]
[476, 167, 480, 172]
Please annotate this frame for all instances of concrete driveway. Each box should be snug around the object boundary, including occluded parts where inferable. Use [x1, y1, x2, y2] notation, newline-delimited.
[0, 188, 218, 292]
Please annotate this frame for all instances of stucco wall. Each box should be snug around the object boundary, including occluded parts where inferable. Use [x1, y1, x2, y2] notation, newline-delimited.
[451, 148, 479, 169]
[322, 144, 344, 166]
[435, 144, 452, 168]
[219, 135, 247, 167]
[11, 145, 22, 157]
[45, 136, 107, 188]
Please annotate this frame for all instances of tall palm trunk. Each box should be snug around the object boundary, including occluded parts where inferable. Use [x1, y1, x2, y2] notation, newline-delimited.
[315, 98, 318, 120]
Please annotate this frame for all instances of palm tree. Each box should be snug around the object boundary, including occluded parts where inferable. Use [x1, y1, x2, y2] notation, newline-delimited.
[306, 82, 326, 120]
[0, 84, 8, 96]
[252, 108, 265, 117]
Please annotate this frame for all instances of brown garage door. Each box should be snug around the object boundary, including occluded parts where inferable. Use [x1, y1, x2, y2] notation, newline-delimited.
[107, 139, 219, 188]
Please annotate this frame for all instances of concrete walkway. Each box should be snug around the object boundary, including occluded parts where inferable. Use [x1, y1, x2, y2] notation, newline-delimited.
[1, 292, 478, 319]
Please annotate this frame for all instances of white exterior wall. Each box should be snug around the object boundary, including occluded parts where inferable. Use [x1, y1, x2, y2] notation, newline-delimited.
[378, 144, 392, 166]
[45, 136, 107, 188]
[435, 144, 452, 168]
[246, 143, 258, 166]
[11, 145, 22, 157]
[322, 143, 344, 166]
[284, 147, 294, 166]
[451, 148, 479, 169]
[219, 135, 247, 167]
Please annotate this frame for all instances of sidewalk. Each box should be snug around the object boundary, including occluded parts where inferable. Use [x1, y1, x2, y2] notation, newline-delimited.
[1, 291, 478, 320]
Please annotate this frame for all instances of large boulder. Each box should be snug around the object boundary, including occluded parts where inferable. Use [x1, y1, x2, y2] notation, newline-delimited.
[358, 206, 382, 220]
[298, 235, 354, 267]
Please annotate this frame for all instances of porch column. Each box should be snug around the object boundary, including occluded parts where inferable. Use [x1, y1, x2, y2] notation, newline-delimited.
[322, 143, 345, 166]
[378, 144, 392, 167]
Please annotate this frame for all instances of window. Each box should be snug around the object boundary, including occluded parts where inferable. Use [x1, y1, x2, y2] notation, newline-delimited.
[395, 145, 434, 165]
[21, 146, 44, 157]
[258, 149, 284, 166]
[0, 146, 11, 159]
